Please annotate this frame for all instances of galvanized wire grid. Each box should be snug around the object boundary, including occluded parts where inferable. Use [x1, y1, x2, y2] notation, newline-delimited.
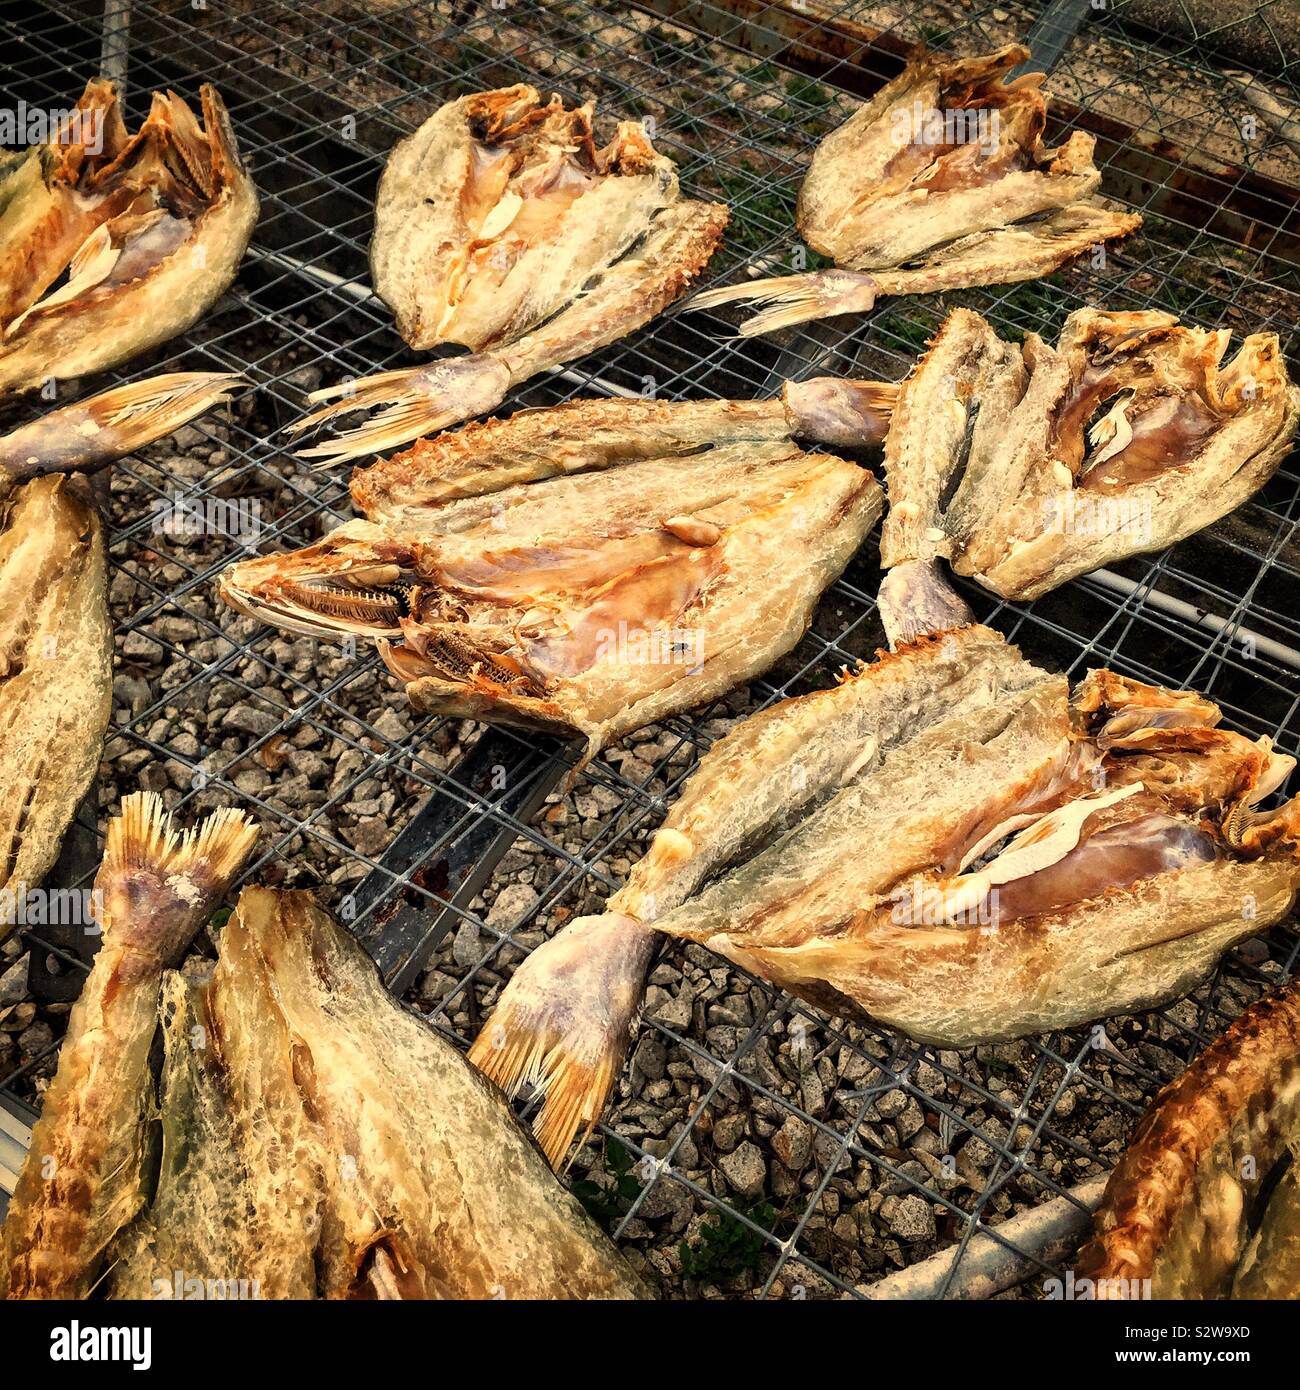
[0, 0, 1297, 1297]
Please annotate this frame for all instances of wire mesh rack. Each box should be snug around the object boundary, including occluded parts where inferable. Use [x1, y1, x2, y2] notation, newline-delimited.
[0, 0, 1298, 1298]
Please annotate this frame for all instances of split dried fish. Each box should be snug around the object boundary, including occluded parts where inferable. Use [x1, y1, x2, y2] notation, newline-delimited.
[222, 389, 886, 763]
[1, 794, 259, 1299]
[1077, 980, 1300, 1298]
[880, 307, 1300, 600]
[691, 45, 1140, 334]
[0, 79, 257, 394]
[284, 85, 727, 463]
[473, 619, 1300, 1168]
[111, 888, 645, 1299]
[0, 372, 244, 945]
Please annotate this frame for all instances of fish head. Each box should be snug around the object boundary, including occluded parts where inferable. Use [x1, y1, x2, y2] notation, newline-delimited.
[218, 523, 420, 641]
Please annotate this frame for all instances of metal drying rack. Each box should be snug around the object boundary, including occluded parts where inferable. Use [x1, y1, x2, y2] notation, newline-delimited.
[1, 0, 1298, 1298]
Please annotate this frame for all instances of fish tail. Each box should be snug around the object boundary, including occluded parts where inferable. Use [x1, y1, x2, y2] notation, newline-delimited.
[691, 269, 878, 336]
[784, 376, 898, 448]
[469, 912, 658, 1170]
[99, 793, 259, 956]
[878, 559, 974, 650]
[104, 791, 258, 880]
[0, 372, 244, 481]
[285, 355, 513, 466]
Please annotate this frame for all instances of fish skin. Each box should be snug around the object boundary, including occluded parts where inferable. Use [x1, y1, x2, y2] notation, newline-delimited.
[0, 477, 111, 944]
[881, 306, 1300, 599]
[1077, 981, 1300, 1298]
[691, 45, 1140, 334]
[372, 85, 678, 353]
[0, 82, 258, 396]
[223, 399, 884, 762]
[287, 88, 727, 465]
[110, 887, 646, 1300]
[654, 642, 1300, 1046]
[0, 795, 259, 1300]
[0, 374, 246, 946]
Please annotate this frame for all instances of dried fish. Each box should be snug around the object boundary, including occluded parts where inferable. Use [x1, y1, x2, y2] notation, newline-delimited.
[474, 618, 1300, 1168]
[1077, 981, 1300, 1298]
[880, 306, 1300, 599]
[0, 373, 244, 945]
[109, 888, 645, 1300]
[1, 794, 259, 1299]
[222, 390, 885, 763]
[0, 80, 257, 394]
[691, 45, 1140, 334]
[283, 86, 727, 463]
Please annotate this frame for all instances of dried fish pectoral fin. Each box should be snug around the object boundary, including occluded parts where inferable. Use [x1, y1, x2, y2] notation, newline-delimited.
[0, 371, 245, 486]
[469, 912, 656, 1170]
[691, 268, 878, 335]
[288, 355, 513, 466]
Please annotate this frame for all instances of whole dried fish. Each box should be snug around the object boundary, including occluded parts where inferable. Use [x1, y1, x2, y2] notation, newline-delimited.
[284, 86, 727, 464]
[1077, 981, 1300, 1298]
[0, 372, 245, 945]
[0, 80, 258, 394]
[1, 794, 259, 1300]
[473, 620, 1300, 1168]
[881, 307, 1300, 599]
[222, 389, 885, 763]
[691, 45, 1140, 335]
[111, 888, 645, 1300]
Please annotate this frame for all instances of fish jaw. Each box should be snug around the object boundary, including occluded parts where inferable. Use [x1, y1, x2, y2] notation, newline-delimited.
[0, 83, 258, 396]
[218, 528, 419, 641]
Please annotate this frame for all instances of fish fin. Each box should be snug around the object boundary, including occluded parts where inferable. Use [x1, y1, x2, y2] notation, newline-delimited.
[469, 912, 657, 1171]
[0, 372, 245, 480]
[104, 792, 259, 883]
[286, 355, 512, 466]
[4, 225, 120, 338]
[878, 560, 975, 650]
[690, 269, 878, 336]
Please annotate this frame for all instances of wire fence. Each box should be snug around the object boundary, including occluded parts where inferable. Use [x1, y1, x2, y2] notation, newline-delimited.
[0, 0, 1297, 1298]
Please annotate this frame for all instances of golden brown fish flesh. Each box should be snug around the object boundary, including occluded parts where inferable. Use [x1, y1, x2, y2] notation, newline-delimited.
[0, 373, 244, 945]
[692, 45, 1140, 334]
[285, 86, 727, 463]
[474, 622, 1300, 1168]
[1077, 981, 1300, 1298]
[108, 887, 646, 1300]
[223, 390, 885, 763]
[880, 307, 1300, 600]
[0, 80, 257, 394]
[1, 794, 259, 1299]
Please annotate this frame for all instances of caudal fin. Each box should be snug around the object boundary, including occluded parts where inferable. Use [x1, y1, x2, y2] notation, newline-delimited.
[98, 792, 259, 960]
[469, 912, 658, 1170]
[878, 559, 975, 650]
[285, 355, 513, 465]
[0, 371, 244, 480]
[691, 269, 879, 336]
